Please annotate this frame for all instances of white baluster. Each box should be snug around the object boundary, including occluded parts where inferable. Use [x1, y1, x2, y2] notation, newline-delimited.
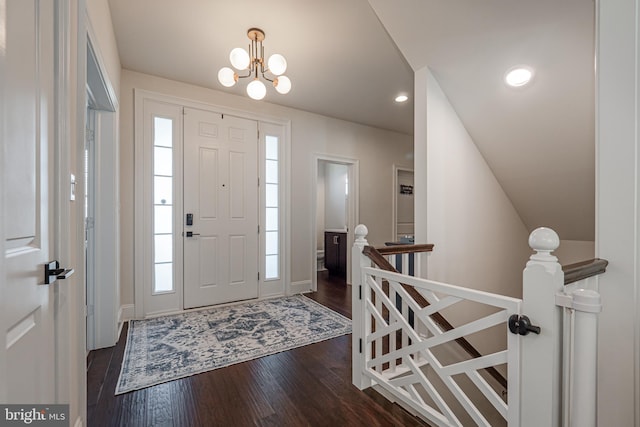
[556, 288, 601, 427]
[521, 227, 564, 427]
[352, 224, 371, 389]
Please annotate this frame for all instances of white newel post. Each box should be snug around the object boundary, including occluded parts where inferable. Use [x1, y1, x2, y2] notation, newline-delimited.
[521, 227, 564, 427]
[352, 224, 372, 389]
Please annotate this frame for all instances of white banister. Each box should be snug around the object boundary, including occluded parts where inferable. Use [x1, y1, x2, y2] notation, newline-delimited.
[351, 224, 604, 426]
[351, 224, 371, 389]
[521, 227, 564, 427]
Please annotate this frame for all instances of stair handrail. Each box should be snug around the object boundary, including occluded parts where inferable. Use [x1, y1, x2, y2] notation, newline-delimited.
[562, 258, 609, 285]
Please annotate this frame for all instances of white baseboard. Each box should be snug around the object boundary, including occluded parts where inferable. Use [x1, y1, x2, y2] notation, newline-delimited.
[118, 304, 135, 323]
[73, 415, 83, 427]
[290, 280, 312, 294]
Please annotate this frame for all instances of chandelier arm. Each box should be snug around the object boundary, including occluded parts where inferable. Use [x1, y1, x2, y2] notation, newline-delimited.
[236, 70, 253, 80]
[261, 74, 275, 83]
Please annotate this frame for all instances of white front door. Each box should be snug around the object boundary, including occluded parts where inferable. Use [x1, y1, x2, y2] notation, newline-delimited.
[3, 0, 59, 402]
[183, 108, 259, 308]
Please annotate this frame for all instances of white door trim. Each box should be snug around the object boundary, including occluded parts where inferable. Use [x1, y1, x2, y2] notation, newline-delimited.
[133, 89, 291, 318]
[311, 154, 360, 291]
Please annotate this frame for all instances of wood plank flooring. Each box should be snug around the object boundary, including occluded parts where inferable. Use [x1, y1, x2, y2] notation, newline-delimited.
[87, 271, 429, 426]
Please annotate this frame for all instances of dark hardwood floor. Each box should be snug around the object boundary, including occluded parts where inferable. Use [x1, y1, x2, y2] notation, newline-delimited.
[87, 271, 428, 426]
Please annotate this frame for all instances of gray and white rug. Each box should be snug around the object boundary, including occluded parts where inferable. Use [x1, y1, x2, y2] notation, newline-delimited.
[115, 295, 351, 394]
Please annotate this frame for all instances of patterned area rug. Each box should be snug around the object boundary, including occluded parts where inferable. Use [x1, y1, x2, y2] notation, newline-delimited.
[115, 295, 351, 394]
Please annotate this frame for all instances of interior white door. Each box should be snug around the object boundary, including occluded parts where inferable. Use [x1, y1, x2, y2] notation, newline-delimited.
[3, 0, 59, 402]
[183, 108, 259, 308]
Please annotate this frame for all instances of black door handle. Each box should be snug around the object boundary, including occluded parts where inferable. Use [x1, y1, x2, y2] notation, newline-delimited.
[185, 231, 200, 237]
[44, 260, 75, 285]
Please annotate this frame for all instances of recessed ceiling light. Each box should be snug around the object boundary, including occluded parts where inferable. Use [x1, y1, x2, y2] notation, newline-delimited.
[505, 67, 534, 87]
[395, 95, 409, 103]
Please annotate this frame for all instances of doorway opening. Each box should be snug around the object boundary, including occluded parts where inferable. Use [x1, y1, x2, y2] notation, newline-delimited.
[312, 156, 359, 292]
[85, 38, 119, 350]
[392, 166, 415, 242]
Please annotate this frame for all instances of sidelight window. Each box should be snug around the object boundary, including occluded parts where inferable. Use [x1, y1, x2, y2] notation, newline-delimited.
[264, 135, 279, 280]
[153, 116, 174, 293]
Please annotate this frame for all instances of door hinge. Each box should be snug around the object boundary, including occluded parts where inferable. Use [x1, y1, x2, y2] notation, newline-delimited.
[258, 272, 260, 281]
[258, 225, 260, 233]
[85, 217, 95, 230]
[87, 305, 95, 316]
[359, 285, 362, 300]
[85, 128, 95, 143]
[359, 338, 362, 354]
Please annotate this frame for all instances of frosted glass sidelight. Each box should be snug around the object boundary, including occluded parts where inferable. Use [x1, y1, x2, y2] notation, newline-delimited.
[154, 205, 173, 234]
[264, 134, 279, 281]
[154, 263, 173, 292]
[154, 117, 173, 147]
[265, 231, 278, 255]
[265, 207, 278, 231]
[265, 160, 278, 184]
[265, 184, 278, 208]
[154, 176, 173, 205]
[154, 147, 173, 176]
[154, 234, 173, 263]
[265, 255, 278, 279]
[265, 136, 278, 160]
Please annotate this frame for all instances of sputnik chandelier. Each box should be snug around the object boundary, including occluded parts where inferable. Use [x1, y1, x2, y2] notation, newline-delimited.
[218, 28, 291, 100]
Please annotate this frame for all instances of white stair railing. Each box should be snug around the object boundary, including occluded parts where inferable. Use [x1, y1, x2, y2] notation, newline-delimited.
[352, 224, 606, 427]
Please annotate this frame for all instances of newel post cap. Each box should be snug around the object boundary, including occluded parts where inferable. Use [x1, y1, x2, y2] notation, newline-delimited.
[528, 227, 560, 262]
[354, 224, 368, 243]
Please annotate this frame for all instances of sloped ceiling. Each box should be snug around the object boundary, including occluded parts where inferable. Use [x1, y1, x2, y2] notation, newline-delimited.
[368, 0, 595, 241]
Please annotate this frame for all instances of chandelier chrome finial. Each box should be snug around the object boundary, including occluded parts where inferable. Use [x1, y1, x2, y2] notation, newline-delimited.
[218, 28, 291, 100]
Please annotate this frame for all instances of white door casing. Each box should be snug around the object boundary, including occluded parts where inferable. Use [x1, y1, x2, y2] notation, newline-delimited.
[183, 108, 259, 308]
[3, 0, 58, 402]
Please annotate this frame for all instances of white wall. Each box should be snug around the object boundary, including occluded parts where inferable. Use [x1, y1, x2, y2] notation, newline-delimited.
[595, 0, 640, 424]
[324, 162, 348, 231]
[86, 0, 120, 95]
[119, 69, 413, 304]
[555, 240, 595, 266]
[416, 67, 531, 299]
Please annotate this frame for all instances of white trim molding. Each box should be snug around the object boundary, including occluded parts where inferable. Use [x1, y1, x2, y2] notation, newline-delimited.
[290, 280, 312, 294]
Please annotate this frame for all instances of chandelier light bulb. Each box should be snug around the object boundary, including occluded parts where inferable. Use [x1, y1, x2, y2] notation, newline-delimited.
[229, 47, 250, 70]
[247, 79, 267, 100]
[217, 67, 237, 87]
[267, 54, 287, 76]
[274, 76, 291, 94]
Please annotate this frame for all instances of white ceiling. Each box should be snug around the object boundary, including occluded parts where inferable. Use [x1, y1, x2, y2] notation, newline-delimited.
[367, 0, 595, 241]
[108, 0, 414, 134]
[108, 0, 595, 241]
